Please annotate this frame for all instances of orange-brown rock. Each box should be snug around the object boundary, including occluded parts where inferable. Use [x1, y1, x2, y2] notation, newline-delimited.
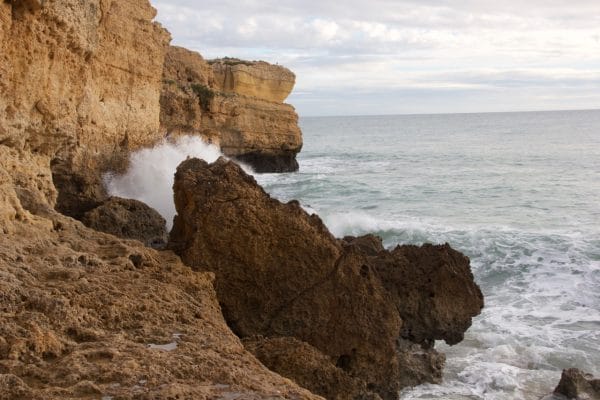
[0, 0, 171, 217]
[160, 46, 303, 172]
[169, 157, 484, 400]
[211, 58, 296, 103]
[0, 147, 322, 400]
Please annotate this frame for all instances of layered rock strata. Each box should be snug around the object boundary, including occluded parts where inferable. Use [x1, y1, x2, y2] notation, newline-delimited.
[0, 0, 171, 217]
[0, 146, 321, 400]
[160, 46, 303, 172]
[169, 157, 484, 400]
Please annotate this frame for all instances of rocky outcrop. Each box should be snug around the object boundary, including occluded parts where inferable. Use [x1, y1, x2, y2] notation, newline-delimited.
[552, 369, 600, 400]
[82, 197, 168, 248]
[0, 0, 171, 217]
[211, 58, 296, 103]
[160, 46, 303, 172]
[169, 157, 484, 400]
[0, 146, 321, 400]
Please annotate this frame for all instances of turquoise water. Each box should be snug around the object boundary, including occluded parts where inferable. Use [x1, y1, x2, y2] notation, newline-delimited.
[256, 110, 600, 399]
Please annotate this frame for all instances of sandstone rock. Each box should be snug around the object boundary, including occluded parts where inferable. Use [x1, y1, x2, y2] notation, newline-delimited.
[0, 164, 322, 399]
[0, 0, 171, 217]
[244, 336, 382, 400]
[82, 197, 168, 248]
[169, 157, 484, 400]
[553, 369, 600, 400]
[160, 46, 303, 173]
[211, 58, 296, 103]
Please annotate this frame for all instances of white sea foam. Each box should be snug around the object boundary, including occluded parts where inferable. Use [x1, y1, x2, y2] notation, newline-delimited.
[104, 136, 224, 228]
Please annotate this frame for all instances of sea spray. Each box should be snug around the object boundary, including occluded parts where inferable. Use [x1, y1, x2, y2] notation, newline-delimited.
[104, 136, 223, 228]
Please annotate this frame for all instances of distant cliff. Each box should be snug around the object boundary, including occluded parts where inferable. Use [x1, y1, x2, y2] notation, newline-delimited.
[160, 46, 303, 173]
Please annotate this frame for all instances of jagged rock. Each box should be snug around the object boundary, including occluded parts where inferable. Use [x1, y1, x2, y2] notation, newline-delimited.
[160, 46, 303, 173]
[169, 157, 484, 400]
[0, 157, 321, 399]
[82, 197, 168, 248]
[244, 336, 382, 400]
[553, 369, 600, 400]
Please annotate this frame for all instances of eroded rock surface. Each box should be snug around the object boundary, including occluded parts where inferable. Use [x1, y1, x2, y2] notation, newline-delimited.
[160, 46, 303, 172]
[82, 197, 168, 248]
[169, 157, 484, 400]
[0, 146, 321, 400]
[553, 369, 600, 400]
[0, 0, 171, 217]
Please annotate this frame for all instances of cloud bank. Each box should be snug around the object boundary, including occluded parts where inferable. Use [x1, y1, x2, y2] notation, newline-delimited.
[152, 0, 600, 115]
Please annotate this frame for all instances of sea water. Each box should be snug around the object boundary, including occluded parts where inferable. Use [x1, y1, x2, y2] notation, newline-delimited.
[255, 110, 600, 400]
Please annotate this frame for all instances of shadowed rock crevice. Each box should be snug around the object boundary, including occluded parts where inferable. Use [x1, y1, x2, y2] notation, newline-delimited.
[169, 157, 484, 400]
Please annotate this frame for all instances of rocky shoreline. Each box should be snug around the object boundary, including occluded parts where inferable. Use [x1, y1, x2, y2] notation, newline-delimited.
[1, 1, 591, 399]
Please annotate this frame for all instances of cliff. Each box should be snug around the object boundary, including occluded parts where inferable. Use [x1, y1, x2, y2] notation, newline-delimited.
[0, 0, 171, 217]
[160, 46, 303, 172]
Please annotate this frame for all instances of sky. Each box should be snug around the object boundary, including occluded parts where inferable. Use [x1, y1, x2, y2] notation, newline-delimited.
[152, 0, 600, 116]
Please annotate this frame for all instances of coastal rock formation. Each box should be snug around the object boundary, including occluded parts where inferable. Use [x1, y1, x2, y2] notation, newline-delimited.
[244, 336, 381, 400]
[82, 197, 168, 248]
[160, 46, 303, 172]
[553, 369, 600, 400]
[211, 58, 296, 103]
[169, 157, 484, 400]
[0, 0, 171, 217]
[0, 147, 321, 400]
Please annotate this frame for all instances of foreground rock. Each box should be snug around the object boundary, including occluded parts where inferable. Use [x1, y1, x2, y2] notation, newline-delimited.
[0, 148, 321, 400]
[160, 46, 303, 172]
[169, 157, 484, 400]
[551, 369, 600, 400]
[82, 197, 168, 248]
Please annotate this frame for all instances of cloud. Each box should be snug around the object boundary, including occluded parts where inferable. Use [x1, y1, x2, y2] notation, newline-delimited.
[151, 0, 600, 115]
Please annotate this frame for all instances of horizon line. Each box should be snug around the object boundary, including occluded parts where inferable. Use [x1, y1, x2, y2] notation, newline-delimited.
[299, 107, 600, 119]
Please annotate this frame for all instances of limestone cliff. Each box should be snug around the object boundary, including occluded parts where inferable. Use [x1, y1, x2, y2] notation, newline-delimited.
[0, 0, 170, 217]
[160, 46, 303, 172]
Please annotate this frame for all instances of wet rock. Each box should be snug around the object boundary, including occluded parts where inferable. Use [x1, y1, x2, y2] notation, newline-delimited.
[169, 157, 484, 400]
[554, 369, 600, 400]
[82, 197, 168, 248]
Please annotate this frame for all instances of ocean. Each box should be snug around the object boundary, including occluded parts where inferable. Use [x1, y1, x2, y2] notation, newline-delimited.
[255, 110, 600, 400]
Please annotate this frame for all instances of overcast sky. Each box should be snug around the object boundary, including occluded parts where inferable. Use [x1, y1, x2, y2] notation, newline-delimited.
[152, 0, 600, 116]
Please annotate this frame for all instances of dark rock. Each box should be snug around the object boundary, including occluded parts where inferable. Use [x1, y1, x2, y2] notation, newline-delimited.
[554, 369, 600, 400]
[82, 197, 168, 248]
[234, 150, 300, 173]
[244, 336, 382, 400]
[169, 157, 484, 400]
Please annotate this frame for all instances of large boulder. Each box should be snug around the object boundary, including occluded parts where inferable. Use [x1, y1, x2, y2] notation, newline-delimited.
[81, 197, 168, 248]
[169, 157, 484, 400]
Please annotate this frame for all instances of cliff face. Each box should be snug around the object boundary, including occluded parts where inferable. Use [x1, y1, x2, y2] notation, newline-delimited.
[0, 0, 170, 217]
[160, 46, 303, 172]
[211, 58, 296, 103]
